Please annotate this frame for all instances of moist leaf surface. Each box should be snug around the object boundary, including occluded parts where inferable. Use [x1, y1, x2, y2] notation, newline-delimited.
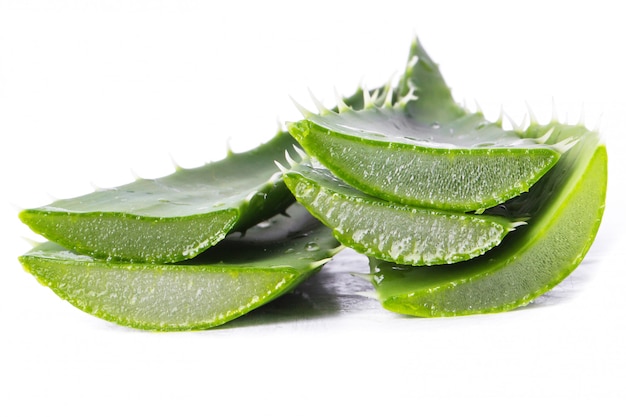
[19, 204, 342, 331]
[283, 161, 521, 266]
[288, 38, 565, 211]
[370, 123, 607, 316]
[20, 132, 297, 263]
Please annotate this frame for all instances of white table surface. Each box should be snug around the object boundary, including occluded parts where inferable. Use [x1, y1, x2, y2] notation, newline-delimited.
[1, 1, 624, 415]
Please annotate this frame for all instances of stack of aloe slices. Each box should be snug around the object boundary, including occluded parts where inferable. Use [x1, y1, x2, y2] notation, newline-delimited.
[282, 37, 607, 316]
[20, 204, 341, 331]
[18, 36, 607, 329]
[18, 132, 343, 330]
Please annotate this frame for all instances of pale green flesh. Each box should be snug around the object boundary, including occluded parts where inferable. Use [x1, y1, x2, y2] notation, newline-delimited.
[370, 123, 607, 316]
[19, 132, 297, 263]
[290, 119, 559, 211]
[284, 162, 518, 266]
[19, 204, 342, 331]
[288, 38, 561, 211]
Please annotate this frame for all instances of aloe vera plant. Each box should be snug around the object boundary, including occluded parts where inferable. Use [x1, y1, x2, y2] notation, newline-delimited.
[17, 35, 607, 328]
[282, 159, 524, 266]
[287, 39, 574, 212]
[19, 131, 297, 263]
[285, 36, 606, 316]
[369, 121, 607, 316]
[19, 204, 341, 330]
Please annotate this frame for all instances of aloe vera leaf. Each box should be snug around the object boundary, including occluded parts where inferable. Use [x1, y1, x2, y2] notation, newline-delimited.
[287, 38, 569, 212]
[369, 123, 607, 316]
[282, 160, 522, 266]
[19, 131, 297, 263]
[19, 204, 341, 331]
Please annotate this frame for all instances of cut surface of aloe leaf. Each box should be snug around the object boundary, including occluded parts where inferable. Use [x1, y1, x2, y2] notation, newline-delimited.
[19, 132, 298, 263]
[283, 160, 521, 266]
[19, 204, 342, 331]
[370, 123, 607, 316]
[288, 38, 566, 211]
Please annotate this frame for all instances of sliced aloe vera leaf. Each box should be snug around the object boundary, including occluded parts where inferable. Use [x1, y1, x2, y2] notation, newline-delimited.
[282, 160, 521, 266]
[370, 123, 607, 316]
[288, 38, 568, 211]
[19, 204, 342, 331]
[19, 131, 297, 263]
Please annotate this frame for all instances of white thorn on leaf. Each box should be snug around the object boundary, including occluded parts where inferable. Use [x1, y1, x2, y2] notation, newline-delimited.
[551, 97, 559, 123]
[21, 236, 45, 248]
[525, 102, 538, 125]
[533, 127, 555, 145]
[508, 221, 528, 231]
[333, 88, 350, 113]
[8, 200, 25, 213]
[44, 191, 59, 203]
[284, 150, 298, 167]
[274, 160, 289, 174]
[292, 145, 307, 160]
[394, 85, 417, 109]
[244, 190, 258, 204]
[552, 136, 579, 154]
[275, 117, 284, 134]
[290, 96, 313, 118]
[225, 137, 235, 157]
[169, 154, 183, 171]
[371, 89, 380, 106]
[308, 88, 330, 115]
[474, 99, 483, 115]
[268, 171, 283, 183]
[362, 87, 374, 109]
[593, 113, 604, 133]
[384, 83, 394, 107]
[506, 114, 527, 134]
[90, 181, 104, 191]
[130, 169, 143, 181]
[577, 103, 586, 127]
[90, 181, 117, 192]
[309, 259, 334, 270]
[496, 105, 505, 127]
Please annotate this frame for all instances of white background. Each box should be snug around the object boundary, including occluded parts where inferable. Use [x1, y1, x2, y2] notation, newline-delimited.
[1, 1, 625, 415]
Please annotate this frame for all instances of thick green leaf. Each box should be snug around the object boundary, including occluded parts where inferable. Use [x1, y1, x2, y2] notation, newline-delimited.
[20, 132, 297, 263]
[370, 123, 607, 316]
[19, 204, 342, 331]
[283, 160, 522, 266]
[288, 38, 569, 211]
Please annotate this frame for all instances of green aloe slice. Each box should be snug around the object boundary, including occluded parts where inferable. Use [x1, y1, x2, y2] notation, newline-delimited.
[19, 204, 342, 331]
[19, 131, 297, 263]
[282, 159, 523, 266]
[287, 38, 572, 212]
[369, 122, 607, 316]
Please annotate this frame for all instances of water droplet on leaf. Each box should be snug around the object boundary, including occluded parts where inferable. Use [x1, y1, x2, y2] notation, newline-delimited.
[304, 242, 320, 252]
